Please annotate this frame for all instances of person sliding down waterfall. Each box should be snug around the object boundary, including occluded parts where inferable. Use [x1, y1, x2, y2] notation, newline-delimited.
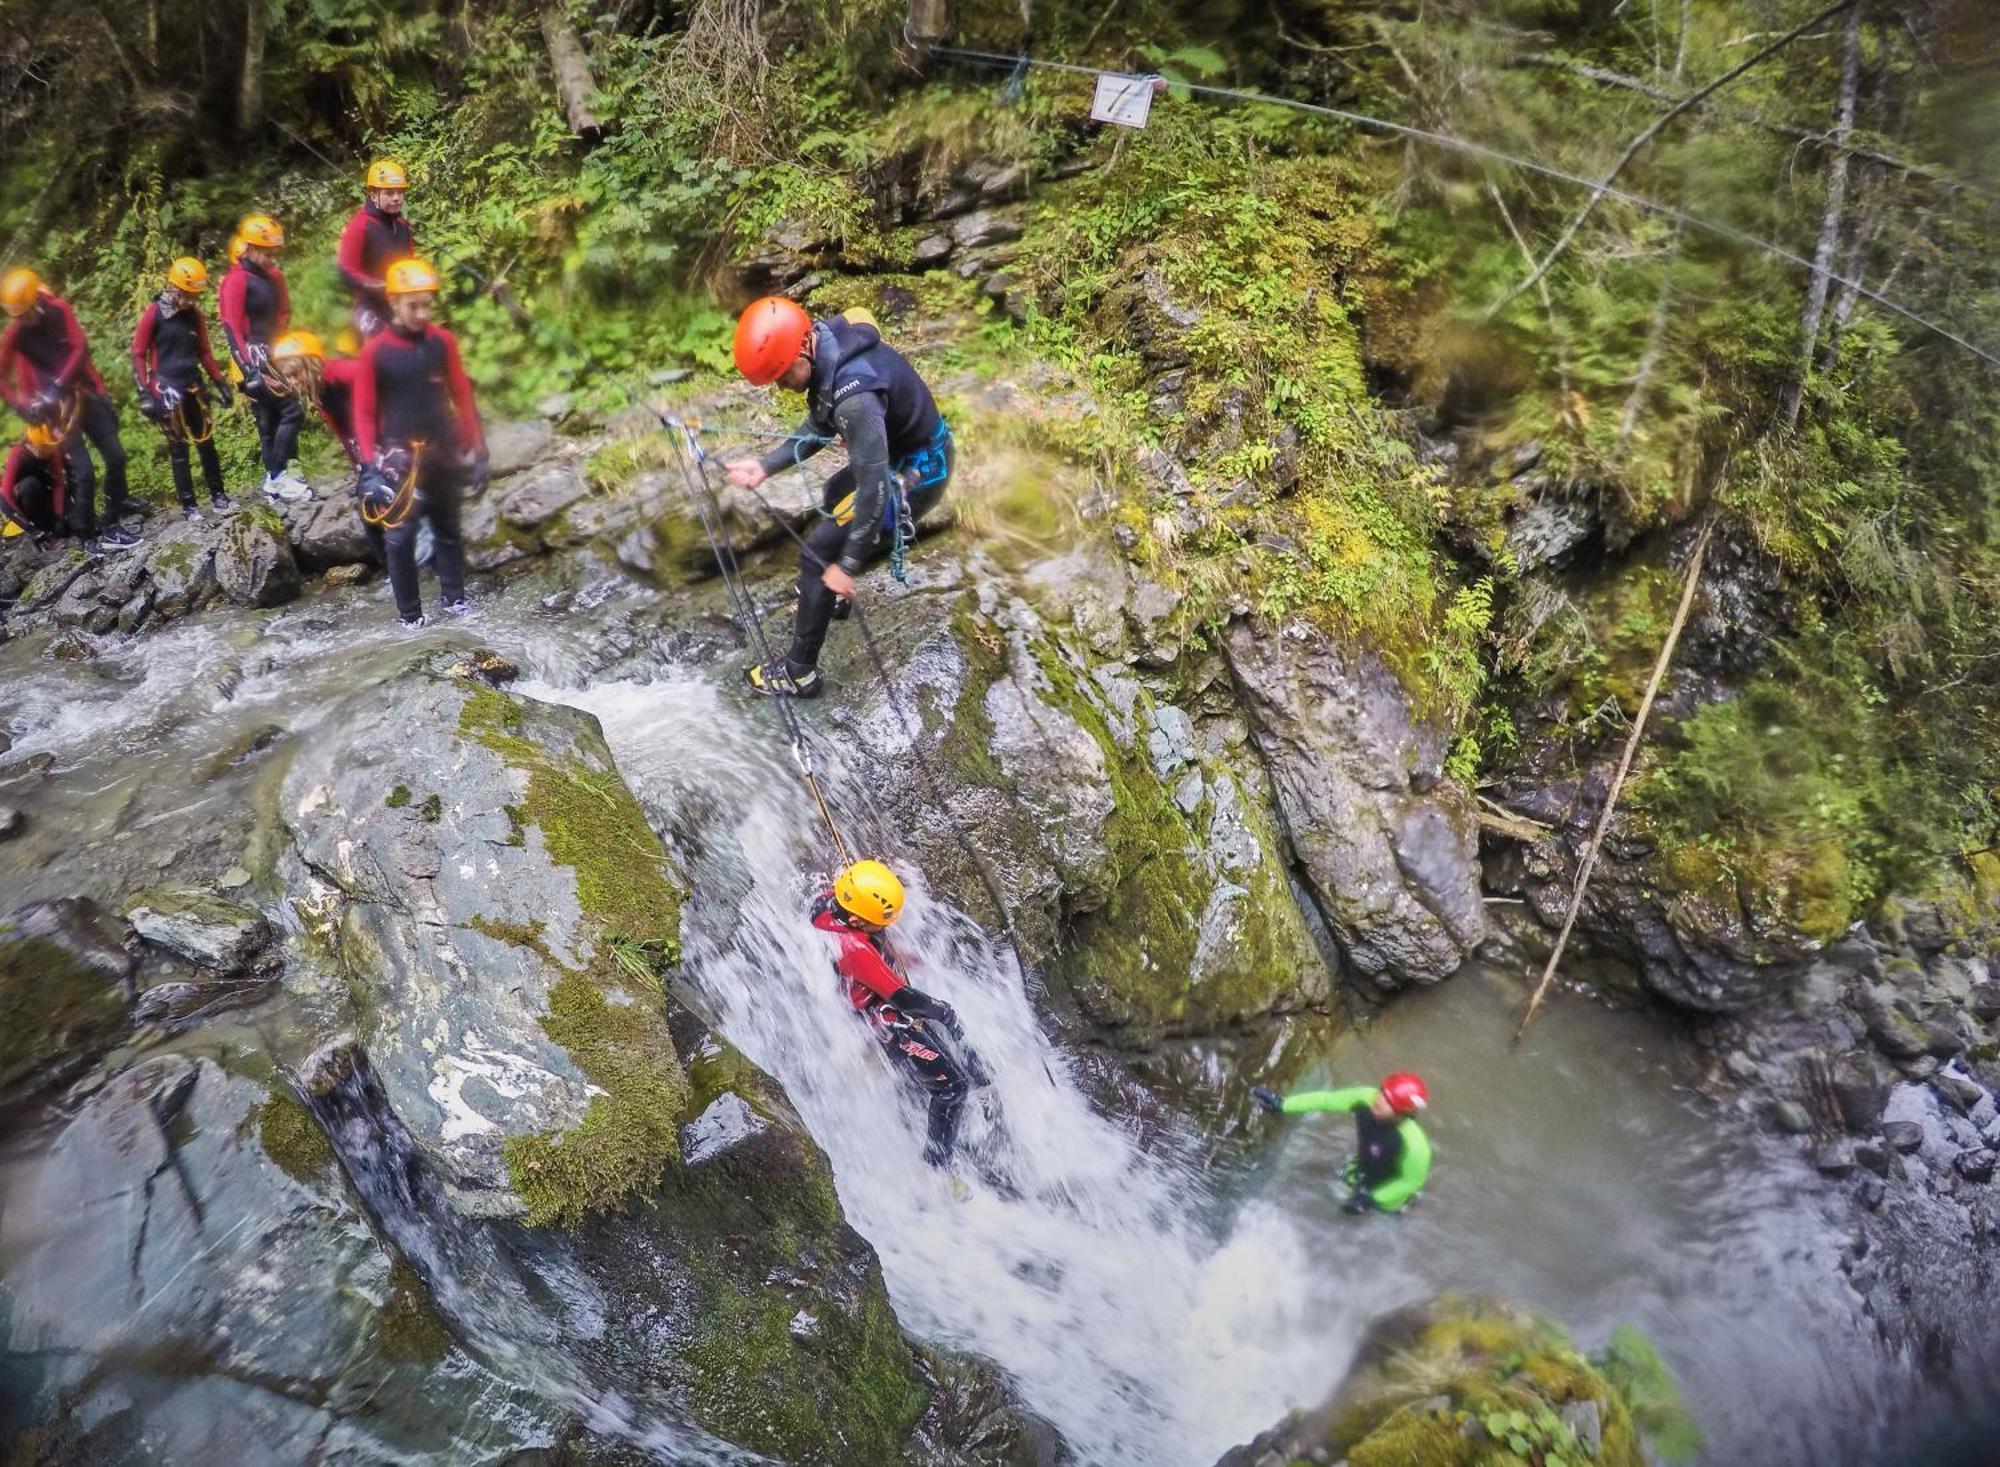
[724, 296, 953, 699]
[1252, 1073, 1432, 1215]
[812, 860, 991, 1167]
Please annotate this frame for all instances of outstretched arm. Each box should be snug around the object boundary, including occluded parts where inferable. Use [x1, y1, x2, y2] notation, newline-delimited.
[1367, 1121, 1432, 1211]
[1278, 1086, 1377, 1116]
[755, 418, 829, 478]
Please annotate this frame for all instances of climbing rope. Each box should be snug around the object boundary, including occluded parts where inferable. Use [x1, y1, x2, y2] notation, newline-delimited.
[359, 440, 424, 531]
[916, 38, 2000, 369]
[163, 399, 214, 447]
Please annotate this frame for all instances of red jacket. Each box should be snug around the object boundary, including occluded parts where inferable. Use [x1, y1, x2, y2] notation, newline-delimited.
[0, 293, 106, 410]
[811, 905, 909, 1012]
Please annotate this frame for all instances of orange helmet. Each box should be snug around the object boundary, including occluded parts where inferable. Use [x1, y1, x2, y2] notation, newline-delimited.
[238, 214, 285, 249]
[271, 330, 326, 364]
[23, 421, 61, 456]
[2, 267, 44, 317]
[166, 257, 209, 293]
[385, 258, 441, 297]
[733, 296, 813, 386]
[365, 159, 409, 190]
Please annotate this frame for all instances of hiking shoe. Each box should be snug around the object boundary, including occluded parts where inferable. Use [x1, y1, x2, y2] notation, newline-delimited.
[208, 490, 232, 510]
[744, 660, 822, 699]
[440, 597, 472, 617]
[91, 526, 141, 551]
[262, 473, 311, 504]
[398, 614, 428, 633]
[181, 506, 203, 524]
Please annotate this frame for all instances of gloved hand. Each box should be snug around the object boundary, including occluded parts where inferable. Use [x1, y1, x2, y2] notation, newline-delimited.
[1342, 1191, 1378, 1216]
[25, 392, 58, 426]
[138, 389, 167, 421]
[158, 383, 182, 412]
[211, 377, 234, 409]
[1251, 1085, 1285, 1114]
[356, 465, 394, 516]
[467, 447, 491, 497]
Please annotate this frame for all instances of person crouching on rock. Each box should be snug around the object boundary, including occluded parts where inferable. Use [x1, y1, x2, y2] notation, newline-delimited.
[133, 257, 236, 522]
[1252, 1072, 1432, 1214]
[1, 422, 83, 542]
[352, 258, 489, 631]
[813, 860, 990, 1167]
[724, 297, 953, 699]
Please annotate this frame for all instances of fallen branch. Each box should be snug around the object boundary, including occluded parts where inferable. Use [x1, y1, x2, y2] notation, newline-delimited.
[1489, 0, 1861, 317]
[1515, 516, 1715, 1042]
[540, 4, 605, 142]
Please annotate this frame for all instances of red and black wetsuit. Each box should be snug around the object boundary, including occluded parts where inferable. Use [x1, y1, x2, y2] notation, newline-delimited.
[336, 202, 415, 337]
[1, 443, 83, 537]
[218, 257, 301, 477]
[0, 291, 128, 518]
[132, 293, 229, 509]
[355, 322, 485, 620]
[319, 356, 363, 465]
[811, 893, 972, 1163]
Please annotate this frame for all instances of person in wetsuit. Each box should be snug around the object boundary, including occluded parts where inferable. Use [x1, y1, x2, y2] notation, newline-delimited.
[812, 859, 990, 1167]
[218, 214, 309, 502]
[132, 257, 235, 520]
[336, 159, 416, 343]
[352, 257, 488, 629]
[0, 266, 140, 537]
[724, 296, 954, 698]
[1253, 1072, 1432, 1214]
[0, 423, 76, 539]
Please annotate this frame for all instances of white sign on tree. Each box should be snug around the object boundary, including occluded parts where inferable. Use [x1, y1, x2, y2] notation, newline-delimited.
[1090, 72, 1158, 129]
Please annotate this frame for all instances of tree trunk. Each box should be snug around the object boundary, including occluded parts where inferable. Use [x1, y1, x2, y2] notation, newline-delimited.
[237, 0, 265, 133]
[1773, 2, 1864, 436]
[1620, 222, 1683, 446]
[540, 5, 605, 141]
[908, 0, 949, 40]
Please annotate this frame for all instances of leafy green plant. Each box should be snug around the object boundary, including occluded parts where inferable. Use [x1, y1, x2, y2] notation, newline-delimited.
[1593, 1326, 1701, 1464]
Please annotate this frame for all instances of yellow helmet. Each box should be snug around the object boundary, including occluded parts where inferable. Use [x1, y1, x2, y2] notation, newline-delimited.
[384, 257, 441, 297]
[365, 159, 409, 190]
[834, 860, 905, 926]
[238, 214, 285, 249]
[2, 267, 44, 317]
[228, 235, 247, 265]
[271, 330, 326, 364]
[23, 421, 61, 455]
[166, 257, 209, 293]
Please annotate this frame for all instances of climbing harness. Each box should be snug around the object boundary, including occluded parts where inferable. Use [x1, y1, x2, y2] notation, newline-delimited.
[915, 37, 2000, 368]
[158, 390, 214, 448]
[360, 440, 424, 532]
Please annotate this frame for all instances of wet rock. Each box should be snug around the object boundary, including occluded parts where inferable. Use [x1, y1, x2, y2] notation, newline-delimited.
[496, 459, 592, 531]
[1954, 1148, 1996, 1183]
[214, 508, 301, 607]
[1854, 1140, 1893, 1176]
[1722, 1048, 1763, 1084]
[1813, 1137, 1858, 1176]
[43, 627, 93, 661]
[1933, 1069, 1988, 1114]
[132, 973, 274, 1025]
[535, 390, 575, 420]
[679, 1091, 768, 1165]
[289, 491, 375, 568]
[1883, 1120, 1925, 1153]
[1867, 1008, 1931, 1059]
[0, 898, 132, 1096]
[1969, 981, 2000, 1022]
[913, 231, 955, 267]
[125, 888, 270, 973]
[485, 418, 556, 478]
[951, 208, 1024, 251]
[1221, 619, 1485, 984]
[1923, 1020, 1968, 1058]
[15, 549, 94, 612]
[443, 648, 520, 686]
[322, 560, 375, 586]
[0, 804, 21, 840]
[1770, 1098, 1813, 1135]
[1560, 1398, 1603, 1459]
[1858, 1175, 1887, 1210]
[1505, 494, 1596, 572]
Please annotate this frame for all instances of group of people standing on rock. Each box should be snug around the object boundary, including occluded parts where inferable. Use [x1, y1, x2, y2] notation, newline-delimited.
[1, 160, 486, 629]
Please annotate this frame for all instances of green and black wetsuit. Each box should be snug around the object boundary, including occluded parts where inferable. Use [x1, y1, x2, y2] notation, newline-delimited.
[1280, 1087, 1432, 1212]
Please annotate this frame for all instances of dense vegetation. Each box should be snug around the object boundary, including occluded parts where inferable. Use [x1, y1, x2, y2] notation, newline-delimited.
[3, 0, 1996, 950]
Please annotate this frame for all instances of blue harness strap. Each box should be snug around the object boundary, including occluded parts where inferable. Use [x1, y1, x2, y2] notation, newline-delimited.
[885, 419, 951, 584]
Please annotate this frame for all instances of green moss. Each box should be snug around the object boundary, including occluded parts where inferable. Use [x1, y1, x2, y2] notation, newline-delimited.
[150, 539, 198, 577]
[585, 431, 676, 495]
[0, 930, 127, 1092]
[419, 792, 443, 824]
[376, 1256, 451, 1364]
[255, 1091, 335, 1185]
[385, 784, 412, 809]
[467, 912, 551, 956]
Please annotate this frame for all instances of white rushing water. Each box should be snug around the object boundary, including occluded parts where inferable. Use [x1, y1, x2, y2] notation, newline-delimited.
[532, 671, 1412, 1467]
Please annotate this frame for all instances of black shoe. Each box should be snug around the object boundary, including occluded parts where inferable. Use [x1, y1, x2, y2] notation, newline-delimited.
[745, 660, 822, 699]
[90, 526, 141, 551]
[209, 491, 232, 510]
[181, 506, 202, 523]
[831, 594, 852, 622]
[440, 597, 472, 617]
[398, 614, 428, 632]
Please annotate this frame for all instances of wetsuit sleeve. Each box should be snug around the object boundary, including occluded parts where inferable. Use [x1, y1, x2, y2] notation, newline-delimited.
[49, 298, 90, 391]
[353, 341, 380, 463]
[196, 313, 225, 382]
[829, 391, 893, 573]
[889, 986, 963, 1037]
[0, 444, 19, 506]
[835, 933, 906, 1005]
[336, 212, 376, 294]
[437, 328, 485, 455]
[131, 305, 158, 389]
[217, 271, 251, 368]
[1369, 1121, 1432, 1211]
[756, 418, 829, 477]
[1278, 1086, 1377, 1116]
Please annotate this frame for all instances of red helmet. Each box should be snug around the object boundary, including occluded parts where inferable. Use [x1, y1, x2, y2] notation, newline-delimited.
[733, 296, 812, 385]
[1380, 1072, 1429, 1114]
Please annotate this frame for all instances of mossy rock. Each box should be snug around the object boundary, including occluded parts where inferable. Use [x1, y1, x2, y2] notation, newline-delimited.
[0, 900, 132, 1097]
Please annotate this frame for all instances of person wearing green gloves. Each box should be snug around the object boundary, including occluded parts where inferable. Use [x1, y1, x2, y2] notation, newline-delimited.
[1252, 1071, 1432, 1215]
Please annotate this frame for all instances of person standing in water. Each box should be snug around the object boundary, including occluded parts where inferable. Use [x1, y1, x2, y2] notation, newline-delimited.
[1253, 1072, 1432, 1214]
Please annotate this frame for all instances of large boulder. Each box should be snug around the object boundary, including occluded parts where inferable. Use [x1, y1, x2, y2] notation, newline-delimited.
[1222, 620, 1486, 986]
[0, 1053, 569, 1461]
[139, 522, 218, 616]
[496, 459, 593, 531]
[288, 489, 376, 569]
[214, 504, 301, 607]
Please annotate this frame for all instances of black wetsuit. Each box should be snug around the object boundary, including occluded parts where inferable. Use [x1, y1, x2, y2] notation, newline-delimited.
[132, 294, 228, 509]
[758, 319, 952, 676]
